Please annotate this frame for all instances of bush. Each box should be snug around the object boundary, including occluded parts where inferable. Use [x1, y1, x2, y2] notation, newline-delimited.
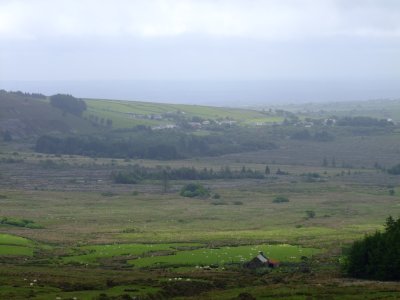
[101, 191, 117, 197]
[276, 168, 289, 175]
[388, 164, 400, 175]
[305, 210, 316, 219]
[0, 217, 43, 229]
[233, 201, 243, 205]
[344, 216, 400, 280]
[273, 195, 289, 203]
[211, 200, 227, 205]
[180, 183, 210, 198]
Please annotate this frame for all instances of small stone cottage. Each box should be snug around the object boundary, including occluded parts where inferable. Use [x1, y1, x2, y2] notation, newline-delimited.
[244, 252, 280, 269]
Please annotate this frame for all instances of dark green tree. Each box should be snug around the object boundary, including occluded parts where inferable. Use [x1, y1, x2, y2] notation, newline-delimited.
[265, 165, 270, 175]
[180, 183, 210, 198]
[2, 131, 12, 142]
[345, 216, 400, 280]
[161, 170, 169, 193]
[50, 94, 87, 116]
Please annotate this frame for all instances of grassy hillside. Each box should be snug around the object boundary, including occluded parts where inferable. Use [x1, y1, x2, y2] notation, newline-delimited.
[0, 91, 96, 138]
[85, 98, 283, 128]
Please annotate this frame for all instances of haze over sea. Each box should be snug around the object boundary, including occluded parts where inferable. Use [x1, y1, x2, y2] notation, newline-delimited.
[1, 80, 399, 106]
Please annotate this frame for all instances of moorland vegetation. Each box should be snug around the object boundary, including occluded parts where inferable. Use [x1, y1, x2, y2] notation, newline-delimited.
[1, 90, 400, 299]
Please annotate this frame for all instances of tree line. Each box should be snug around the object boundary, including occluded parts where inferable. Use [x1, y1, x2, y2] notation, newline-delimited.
[112, 165, 267, 184]
[0, 90, 46, 99]
[35, 128, 277, 160]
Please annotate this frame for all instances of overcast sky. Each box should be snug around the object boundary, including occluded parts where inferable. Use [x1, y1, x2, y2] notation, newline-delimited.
[0, 0, 400, 85]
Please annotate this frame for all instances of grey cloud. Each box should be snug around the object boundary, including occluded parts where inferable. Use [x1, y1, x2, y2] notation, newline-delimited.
[0, 0, 399, 84]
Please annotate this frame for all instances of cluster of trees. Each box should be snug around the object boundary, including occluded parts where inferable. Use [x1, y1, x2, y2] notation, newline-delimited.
[272, 195, 289, 203]
[290, 129, 335, 142]
[180, 183, 210, 198]
[0, 90, 46, 99]
[345, 216, 400, 280]
[49, 94, 87, 116]
[35, 129, 276, 160]
[87, 114, 113, 128]
[112, 165, 266, 184]
[387, 164, 400, 175]
[35, 134, 181, 160]
[0, 217, 43, 229]
[1, 131, 12, 142]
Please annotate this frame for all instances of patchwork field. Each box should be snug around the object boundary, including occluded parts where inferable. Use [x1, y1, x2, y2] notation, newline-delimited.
[0, 233, 35, 256]
[85, 98, 283, 128]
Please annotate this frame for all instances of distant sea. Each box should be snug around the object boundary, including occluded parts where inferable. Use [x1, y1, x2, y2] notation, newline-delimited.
[1, 80, 399, 106]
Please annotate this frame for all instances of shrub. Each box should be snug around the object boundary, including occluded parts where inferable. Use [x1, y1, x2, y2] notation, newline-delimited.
[211, 200, 227, 205]
[305, 210, 316, 219]
[273, 195, 289, 203]
[180, 183, 210, 198]
[276, 168, 289, 175]
[233, 201, 243, 205]
[388, 164, 400, 175]
[112, 172, 140, 184]
[0, 217, 43, 229]
[101, 191, 117, 197]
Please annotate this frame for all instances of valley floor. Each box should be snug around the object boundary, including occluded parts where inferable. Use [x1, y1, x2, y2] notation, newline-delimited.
[1, 146, 400, 299]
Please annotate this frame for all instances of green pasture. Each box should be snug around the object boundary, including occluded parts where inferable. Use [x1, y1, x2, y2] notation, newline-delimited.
[119, 225, 378, 247]
[0, 245, 33, 256]
[128, 244, 320, 268]
[0, 233, 32, 246]
[0, 233, 34, 256]
[62, 243, 201, 265]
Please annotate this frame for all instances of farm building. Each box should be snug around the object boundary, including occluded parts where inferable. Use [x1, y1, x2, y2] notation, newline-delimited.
[244, 252, 279, 269]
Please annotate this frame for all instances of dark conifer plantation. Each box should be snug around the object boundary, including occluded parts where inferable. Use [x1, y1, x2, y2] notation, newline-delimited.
[345, 216, 400, 280]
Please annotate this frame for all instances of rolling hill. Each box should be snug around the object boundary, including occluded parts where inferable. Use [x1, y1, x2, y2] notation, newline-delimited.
[0, 91, 96, 139]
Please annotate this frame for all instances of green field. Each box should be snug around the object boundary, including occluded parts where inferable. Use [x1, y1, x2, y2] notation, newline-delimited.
[128, 244, 321, 268]
[0, 233, 34, 256]
[0, 233, 33, 246]
[63, 243, 201, 265]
